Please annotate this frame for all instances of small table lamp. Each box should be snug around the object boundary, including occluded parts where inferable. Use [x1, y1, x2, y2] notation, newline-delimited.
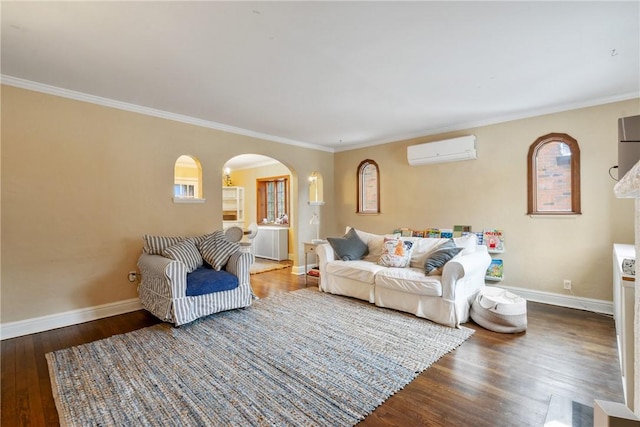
[310, 212, 321, 243]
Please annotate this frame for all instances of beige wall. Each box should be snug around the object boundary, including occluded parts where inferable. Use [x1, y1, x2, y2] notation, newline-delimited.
[1, 85, 334, 323]
[333, 99, 639, 301]
[2, 83, 636, 324]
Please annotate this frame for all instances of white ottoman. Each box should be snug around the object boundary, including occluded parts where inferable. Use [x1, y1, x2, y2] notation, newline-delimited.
[470, 287, 527, 333]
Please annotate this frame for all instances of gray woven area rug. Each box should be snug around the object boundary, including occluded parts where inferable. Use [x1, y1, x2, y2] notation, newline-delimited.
[47, 288, 474, 426]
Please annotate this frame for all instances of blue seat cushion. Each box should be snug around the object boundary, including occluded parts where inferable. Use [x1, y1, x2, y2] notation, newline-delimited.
[186, 267, 239, 297]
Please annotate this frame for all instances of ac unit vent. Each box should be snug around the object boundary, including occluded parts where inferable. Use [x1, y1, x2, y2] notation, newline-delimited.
[407, 135, 477, 166]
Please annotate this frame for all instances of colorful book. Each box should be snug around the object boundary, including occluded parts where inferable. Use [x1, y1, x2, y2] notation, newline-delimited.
[393, 228, 412, 237]
[485, 259, 504, 280]
[426, 228, 441, 238]
[440, 229, 453, 239]
[475, 231, 484, 245]
[483, 229, 504, 251]
[400, 229, 413, 237]
[412, 230, 425, 238]
[453, 225, 472, 237]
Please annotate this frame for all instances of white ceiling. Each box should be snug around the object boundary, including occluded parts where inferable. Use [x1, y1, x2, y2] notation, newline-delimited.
[2, 1, 639, 152]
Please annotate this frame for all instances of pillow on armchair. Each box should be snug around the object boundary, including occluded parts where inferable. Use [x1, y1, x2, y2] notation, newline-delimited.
[162, 239, 203, 273]
[197, 234, 239, 271]
[143, 235, 185, 255]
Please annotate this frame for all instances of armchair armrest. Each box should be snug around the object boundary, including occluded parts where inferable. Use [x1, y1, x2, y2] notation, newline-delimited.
[441, 246, 491, 301]
[225, 250, 254, 285]
[137, 253, 188, 298]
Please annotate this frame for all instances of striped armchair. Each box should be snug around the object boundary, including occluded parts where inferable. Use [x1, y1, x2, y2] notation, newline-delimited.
[137, 233, 255, 326]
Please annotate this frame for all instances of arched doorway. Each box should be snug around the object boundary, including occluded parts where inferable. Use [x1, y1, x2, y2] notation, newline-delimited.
[222, 154, 296, 263]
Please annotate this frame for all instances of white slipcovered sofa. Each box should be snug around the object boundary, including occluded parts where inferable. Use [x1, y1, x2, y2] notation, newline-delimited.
[316, 228, 492, 327]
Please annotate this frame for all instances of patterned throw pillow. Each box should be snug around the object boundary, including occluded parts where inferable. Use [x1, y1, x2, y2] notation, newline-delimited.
[143, 235, 185, 255]
[144, 231, 225, 255]
[162, 239, 203, 273]
[378, 237, 414, 268]
[191, 230, 224, 246]
[424, 239, 463, 275]
[197, 235, 239, 271]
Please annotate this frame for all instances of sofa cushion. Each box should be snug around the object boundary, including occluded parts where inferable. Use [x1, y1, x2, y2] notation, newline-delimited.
[350, 228, 386, 262]
[197, 235, 239, 271]
[424, 240, 463, 275]
[326, 260, 387, 284]
[162, 239, 203, 273]
[375, 267, 443, 297]
[454, 233, 478, 255]
[186, 267, 239, 296]
[327, 228, 369, 261]
[378, 237, 414, 268]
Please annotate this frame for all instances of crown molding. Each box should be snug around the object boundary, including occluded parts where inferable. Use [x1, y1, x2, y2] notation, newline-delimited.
[334, 91, 640, 152]
[0, 75, 335, 153]
[3, 74, 636, 155]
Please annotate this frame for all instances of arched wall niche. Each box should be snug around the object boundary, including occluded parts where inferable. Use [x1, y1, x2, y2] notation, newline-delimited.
[173, 154, 204, 203]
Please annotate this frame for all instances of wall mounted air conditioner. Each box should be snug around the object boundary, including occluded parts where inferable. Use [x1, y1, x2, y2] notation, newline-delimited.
[407, 135, 477, 166]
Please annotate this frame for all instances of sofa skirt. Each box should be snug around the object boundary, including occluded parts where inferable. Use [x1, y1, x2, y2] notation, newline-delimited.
[321, 274, 375, 303]
[374, 286, 460, 327]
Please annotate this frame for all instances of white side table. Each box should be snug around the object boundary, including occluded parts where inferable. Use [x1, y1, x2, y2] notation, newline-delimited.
[303, 242, 321, 285]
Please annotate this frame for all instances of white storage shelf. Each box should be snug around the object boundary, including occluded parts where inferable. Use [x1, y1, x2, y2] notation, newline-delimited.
[253, 226, 289, 261]
[222, 186, 244, 228]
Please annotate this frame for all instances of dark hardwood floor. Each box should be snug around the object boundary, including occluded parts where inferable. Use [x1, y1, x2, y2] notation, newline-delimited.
[2, 260, 623, 426]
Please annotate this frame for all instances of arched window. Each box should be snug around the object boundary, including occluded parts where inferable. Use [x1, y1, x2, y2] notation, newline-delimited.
[173, 155, 204, 203]
[357, 159, 380, 214]
[527, 133, 581, 215]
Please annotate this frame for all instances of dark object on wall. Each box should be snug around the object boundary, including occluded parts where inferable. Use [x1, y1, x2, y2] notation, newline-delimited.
[618, 115, 640, 179]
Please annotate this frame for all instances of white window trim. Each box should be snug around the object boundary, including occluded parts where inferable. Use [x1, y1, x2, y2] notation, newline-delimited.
[173, 177, 205, 203]
[173, 197, 206, 204]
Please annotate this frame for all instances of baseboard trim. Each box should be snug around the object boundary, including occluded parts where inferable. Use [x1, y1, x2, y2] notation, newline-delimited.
[0, 286, 613, 340]
[496, 285, 613, 316]
[292, 264, 318, 276]
[1, 298, 143, 340]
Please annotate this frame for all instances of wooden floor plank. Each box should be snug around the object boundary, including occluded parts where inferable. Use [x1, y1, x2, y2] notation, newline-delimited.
[0, 261, 625, 426]
[1, 338, 17, 426]
[32, 332, 61, 427]
[14, 335, 38, 426]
